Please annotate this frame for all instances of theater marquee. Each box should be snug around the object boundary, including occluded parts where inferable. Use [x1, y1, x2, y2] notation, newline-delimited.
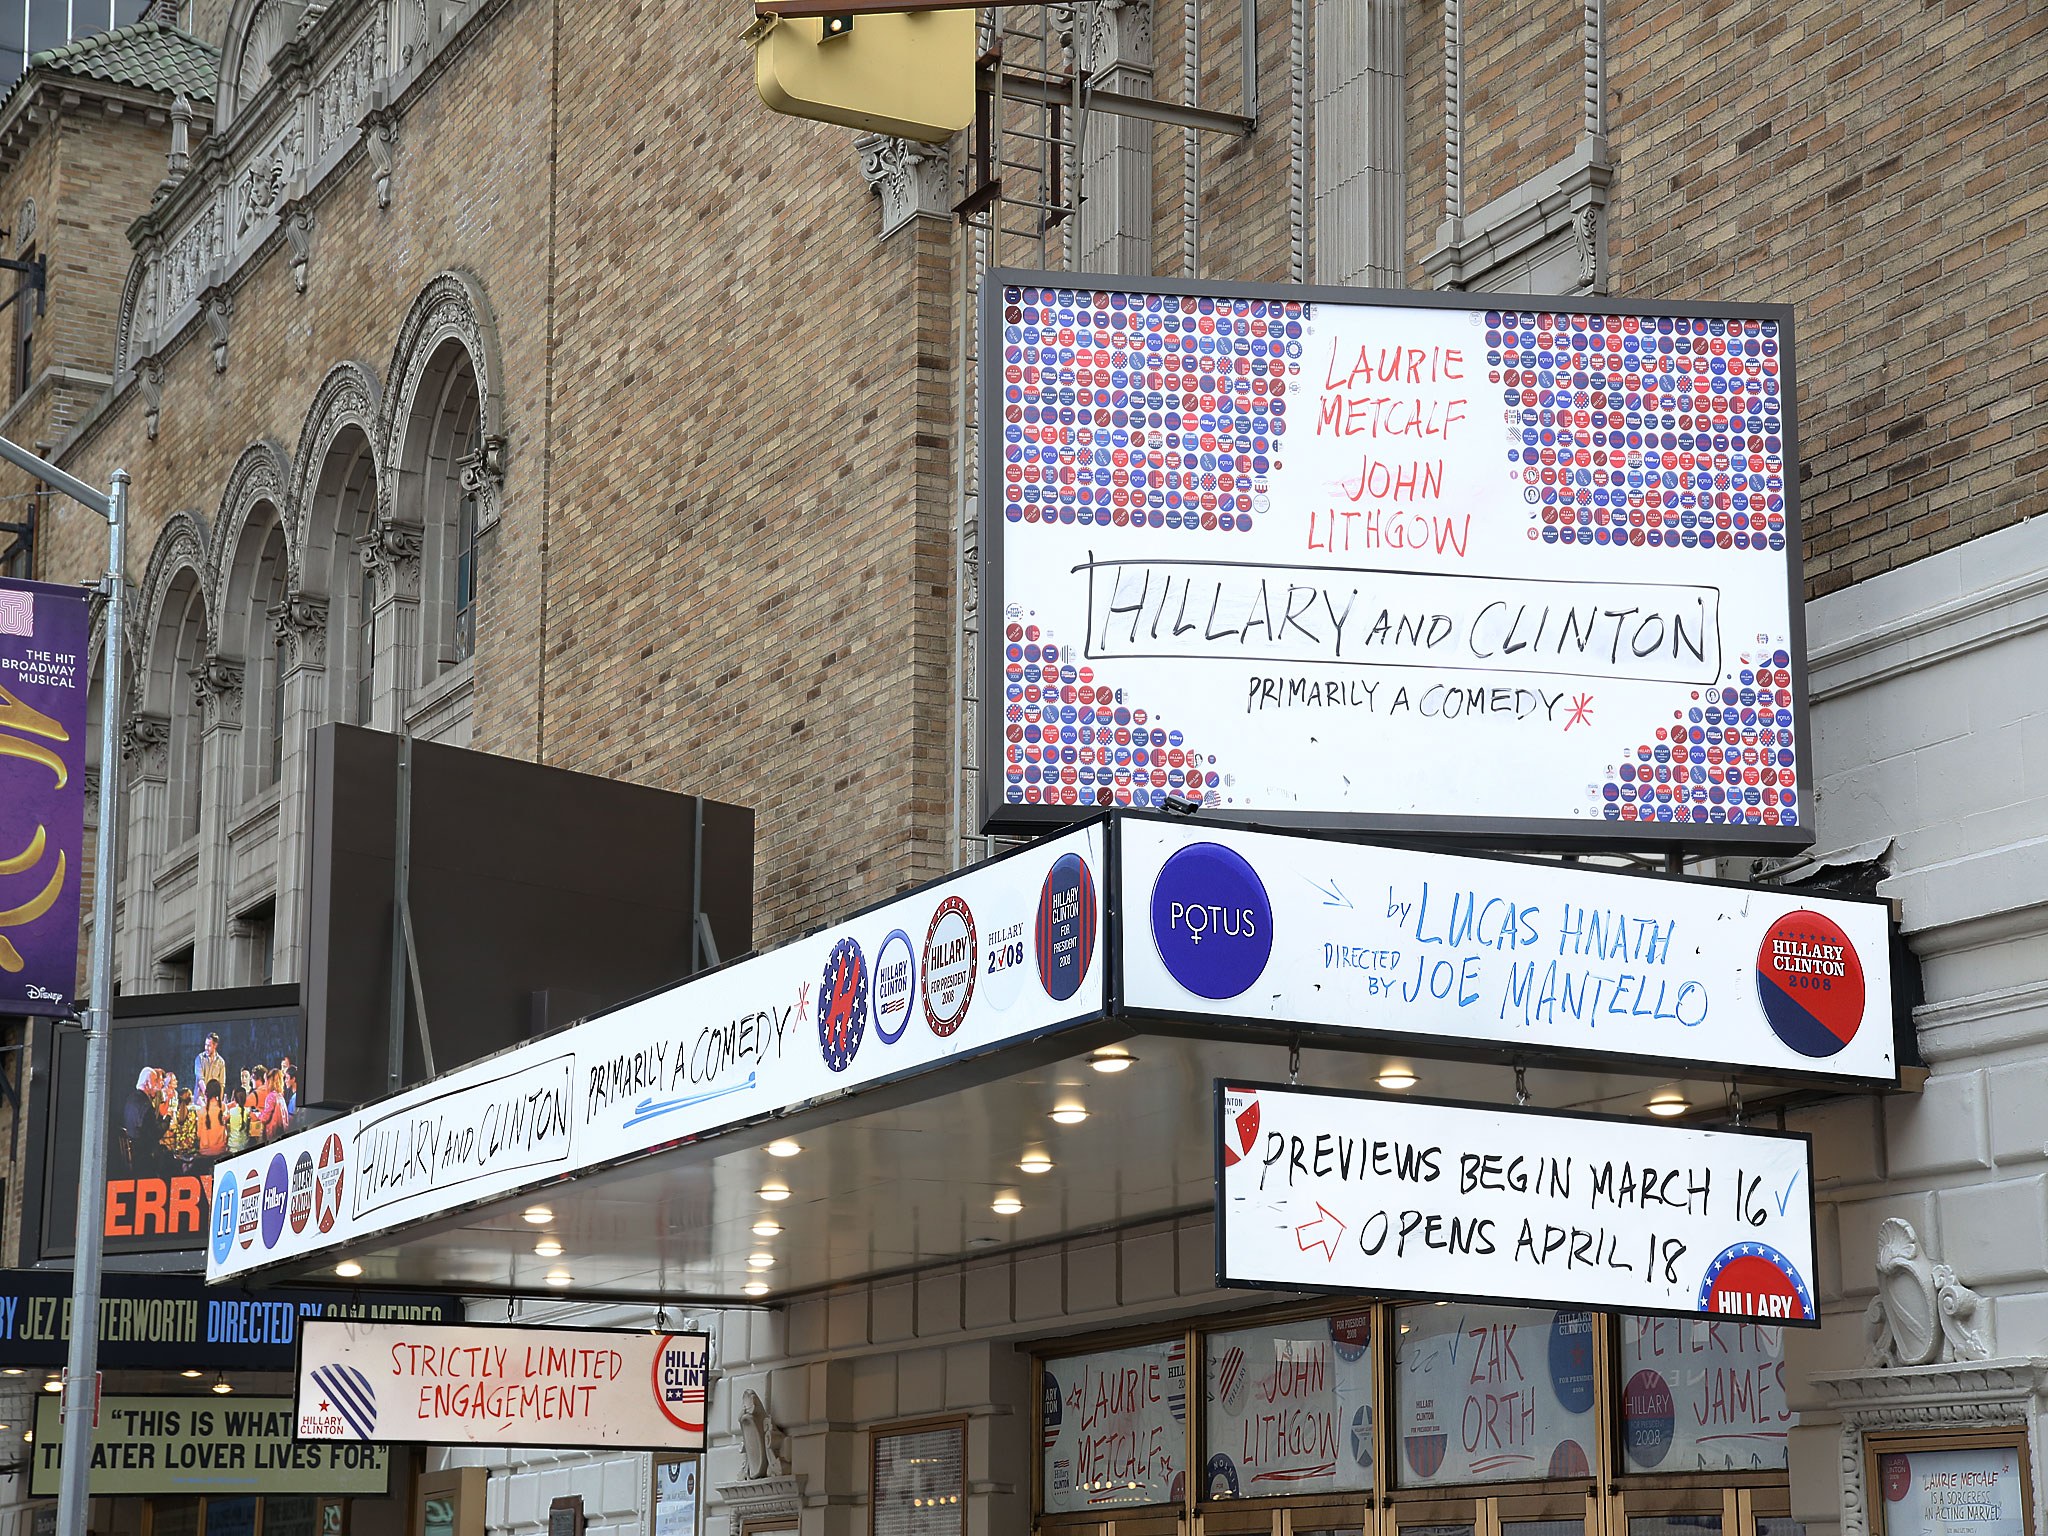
[980, 272, 1810, 849]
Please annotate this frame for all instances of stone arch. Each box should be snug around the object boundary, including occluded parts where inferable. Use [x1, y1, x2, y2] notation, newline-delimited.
[217, 0, 304, 128]
[132, 512, 213, 848]
[208, 440, 294, 629]
[381, 271, 504, 685]
[114, 254, 152, 375]
[292, 362, 382, 724]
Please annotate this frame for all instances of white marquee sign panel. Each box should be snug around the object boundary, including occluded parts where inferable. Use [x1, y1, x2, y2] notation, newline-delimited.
[1217, 1081, 1818, 1326]
[1119, 818, 1895, 1086]
[981, 272, 1809, 848]
[295, 1320, 709, 1450]
[209, 824, 1107, 1280]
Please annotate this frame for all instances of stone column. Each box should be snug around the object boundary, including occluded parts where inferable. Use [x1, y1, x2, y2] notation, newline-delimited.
[270, 595, 328, 984]
[117, 714, 170, 994]
[1313, 0, 1406, 286]
[1075, 0, 1154, 274]
[360, 522, 423, 730]
[190, 658, 244, 988]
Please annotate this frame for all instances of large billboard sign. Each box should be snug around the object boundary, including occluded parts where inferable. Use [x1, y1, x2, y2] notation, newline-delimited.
[1216, 1081, 1818, 1326]
[26, 991, 305, 1259]
[0, 576, 91, 1017]
[210, 823, 1108, 1279]
[1120, 818, 1896, 1086]
[980, 273, 1809, 849]
[295, 1321, 710, 1450]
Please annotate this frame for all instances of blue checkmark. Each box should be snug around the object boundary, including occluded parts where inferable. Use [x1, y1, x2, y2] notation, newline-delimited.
[1775, 1168, 1803, 1216]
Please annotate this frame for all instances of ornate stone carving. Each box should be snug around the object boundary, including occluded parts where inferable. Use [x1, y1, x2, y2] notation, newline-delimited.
[361, 520, 423, 601]
[360, 105, 397, 210]
[856, 134, 952, 239]
[1866, 1217, 1991, 1367]
[234, 120, 302, 239]
[1573, 202, 1602, 290]
[383, 271, 502, 476]
[455, 433, 506, 531]
[137, 357, 165, 441]
[737, 1390, 790, 1480]
[270, 593, 328, 673]
[121, 714, 171, 781]
[14, 197, 33, 246]
[203, 284, 234, 373]
[280, 198, 314, 293]
[1075, 0, 1151, 77]
[192, 656, 246, 731]
[166, 93, 193, 181]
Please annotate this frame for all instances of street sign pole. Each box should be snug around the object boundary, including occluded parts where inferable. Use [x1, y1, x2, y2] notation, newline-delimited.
[0, 435, 128, 1536]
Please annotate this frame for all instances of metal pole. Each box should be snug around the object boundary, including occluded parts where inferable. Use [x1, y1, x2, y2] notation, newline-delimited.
[386, 728, 411, 1093]
[55, 466, 125, 1536]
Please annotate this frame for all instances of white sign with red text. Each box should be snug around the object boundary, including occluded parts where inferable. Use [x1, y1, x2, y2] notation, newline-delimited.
[294, 1320, 709, 1451]
[1217, 1081, 1818, 1326]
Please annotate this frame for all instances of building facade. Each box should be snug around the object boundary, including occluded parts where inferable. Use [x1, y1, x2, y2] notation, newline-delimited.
[0, 0, 2041, 1533]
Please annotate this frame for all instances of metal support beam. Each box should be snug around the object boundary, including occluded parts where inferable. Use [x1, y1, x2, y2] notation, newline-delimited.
[995, 68, 1254, 136]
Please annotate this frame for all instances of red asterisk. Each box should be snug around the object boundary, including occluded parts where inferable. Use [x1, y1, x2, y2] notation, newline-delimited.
[1565, 694, 1595, 731]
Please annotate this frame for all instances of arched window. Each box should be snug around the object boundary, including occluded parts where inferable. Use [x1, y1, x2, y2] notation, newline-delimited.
[398, 339, 482, 681]
[297, 413, 379, 726]
[149, 574, 208, 846]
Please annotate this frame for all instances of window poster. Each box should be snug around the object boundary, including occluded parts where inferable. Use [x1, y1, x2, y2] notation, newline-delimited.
[1878, 1445, 2026, 1536]
[1393, 1304, 1597, 1488]
[1203, 1312, 1374, 1498]
[872, 1424, 964, 1536]
[651, 1459, 698, 1536]
[1040, 1338, 1187, 1513]
[1619, 1315, 1796, 1471]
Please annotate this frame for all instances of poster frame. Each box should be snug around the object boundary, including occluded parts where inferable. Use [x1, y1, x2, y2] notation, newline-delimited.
[1212, 1078, 1822, 1329]
[977, 267, 1814, 853]
[1113, 809, 1904, 1092]
[1864, 1427, 2034, 1536]
[292, 1317, 711, 1453]
[868, 1414, 967, 1536]
[649, 1453, 702, 1536]
[28, 1394, 394, 1499]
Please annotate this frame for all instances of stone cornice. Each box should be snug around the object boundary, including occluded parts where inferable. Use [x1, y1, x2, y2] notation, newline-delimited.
[0, 72, 205, 177]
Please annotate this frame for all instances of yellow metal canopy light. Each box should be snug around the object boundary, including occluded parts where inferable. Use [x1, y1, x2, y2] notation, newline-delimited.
[751, 8, 974, 144]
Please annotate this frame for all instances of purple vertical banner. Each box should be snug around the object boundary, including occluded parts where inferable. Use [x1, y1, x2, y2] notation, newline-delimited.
[0, 576, 91, 1017]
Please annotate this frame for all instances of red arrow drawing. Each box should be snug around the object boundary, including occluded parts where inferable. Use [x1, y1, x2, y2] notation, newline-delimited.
[1295, 1203, 1346, 1260]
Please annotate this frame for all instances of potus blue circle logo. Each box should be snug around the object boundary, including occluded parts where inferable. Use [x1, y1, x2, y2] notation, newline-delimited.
[211, 1170, 238, 1265]
[1149, 842, 1273, 1000]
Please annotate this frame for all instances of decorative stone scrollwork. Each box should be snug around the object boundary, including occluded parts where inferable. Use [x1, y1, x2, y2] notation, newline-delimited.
[203, 285, 234, 373]
[856, 133, 952, 239]
[360, 104, 398, 210]
[138, 357, 165, 441]
[1074, 0, 1151, 76]
[121, 714, 171, 781]
[1573, 203, 1603, 291]
[360, 520, 422, 601]
[280, 199, 314, 293]
[191, 656, 246, 731]
[455, 433, 506, 531]
[269, 593, 328, 673]
[1865, 1217, 1992, 1367]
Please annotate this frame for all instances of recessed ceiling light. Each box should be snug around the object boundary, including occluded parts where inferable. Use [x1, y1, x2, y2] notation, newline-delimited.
[534, 1238, 564, 1258]
[1018, 1152, 1054, 1174]
[333, 1260, 364, 1278]
[1647, 1092, 1690, 1118]
[180, 1369, 203, 1379]
[742, 1281, 770, 1297]
[747, 1252, 776, 1269]
[3, 1369, 23, 1377]
[40, 1379, 59, 1393]
[523, 1205, 554, 1224]
[1376, 1065, 1418, 1091]
[752, 1218, 783, 1237]
[765, 1139, 802, 1158]
[991, 1193, 1023, 1215]
[758, 1183, 791, 1202]
[1089, 1048, 1136, 1073]
[22, 1431, 30, 1443]
[544, 1270, 574, 1288]
[1049, 1105, 1088, 1125]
